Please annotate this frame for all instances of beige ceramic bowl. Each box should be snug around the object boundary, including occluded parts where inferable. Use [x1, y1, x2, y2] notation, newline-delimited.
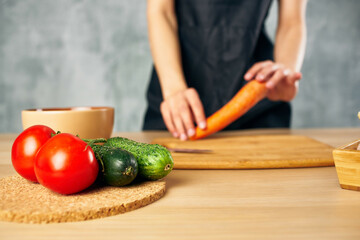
[22, 107, 114, 139]
[333, 139, 360, 191]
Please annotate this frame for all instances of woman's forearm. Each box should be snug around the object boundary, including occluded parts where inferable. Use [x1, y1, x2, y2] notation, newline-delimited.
[274, 23, 306, 71]
[274, 0, 307, 71]
[147, 1, 187, 99]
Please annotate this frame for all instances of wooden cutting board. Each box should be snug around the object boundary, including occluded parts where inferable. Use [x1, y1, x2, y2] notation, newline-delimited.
[152, 135, 334, 169]
[0, 176, 166, 224]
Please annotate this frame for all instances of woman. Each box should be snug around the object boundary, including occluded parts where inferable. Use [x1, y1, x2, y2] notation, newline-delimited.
[143, 0, 307, 140]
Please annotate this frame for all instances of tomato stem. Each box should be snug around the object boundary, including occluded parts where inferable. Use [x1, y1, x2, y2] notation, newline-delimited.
[51, 131, 62, 137]
[94, 151, 105, 173]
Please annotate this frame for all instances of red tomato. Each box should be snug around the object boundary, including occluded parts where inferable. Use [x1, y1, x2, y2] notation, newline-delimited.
[11, 125, 55, 182]
[34, 133, 98, 195]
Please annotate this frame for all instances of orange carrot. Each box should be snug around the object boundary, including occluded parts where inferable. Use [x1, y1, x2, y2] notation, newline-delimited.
[190, 81, 267, 140]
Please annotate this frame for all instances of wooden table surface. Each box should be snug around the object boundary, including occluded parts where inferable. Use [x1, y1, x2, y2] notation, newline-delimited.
[1, 128, 360, 240]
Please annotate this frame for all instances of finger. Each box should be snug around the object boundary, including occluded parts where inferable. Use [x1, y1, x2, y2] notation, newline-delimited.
[244, 60, 273, 81]
[178, 101, 196, 138]
[171, 103, 189, 141]
[286, 72, 298, 85]
[172, 112, 187, 141]
[160, 102, 178, 138]
[185, 88, 207, 130]
[266, 69, 286, 89]
[255, 64, 281, 82]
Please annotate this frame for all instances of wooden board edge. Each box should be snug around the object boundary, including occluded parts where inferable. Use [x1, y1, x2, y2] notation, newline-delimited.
[173, 159, 335, 170]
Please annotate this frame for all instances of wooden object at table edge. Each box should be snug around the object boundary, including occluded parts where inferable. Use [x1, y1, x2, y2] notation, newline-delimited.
[333, 139, 360, 191]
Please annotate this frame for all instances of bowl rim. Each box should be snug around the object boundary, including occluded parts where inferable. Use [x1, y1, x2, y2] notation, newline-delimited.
[22, 106, 114, 113]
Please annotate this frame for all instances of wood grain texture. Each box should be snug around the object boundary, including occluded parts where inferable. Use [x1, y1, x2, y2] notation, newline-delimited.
[1, 129, 360, 240]
[152, 135, 334, 169]
[0, 176, 166, 223]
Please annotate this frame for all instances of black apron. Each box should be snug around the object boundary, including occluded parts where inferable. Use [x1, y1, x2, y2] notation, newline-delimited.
[143, 0, 291, 130]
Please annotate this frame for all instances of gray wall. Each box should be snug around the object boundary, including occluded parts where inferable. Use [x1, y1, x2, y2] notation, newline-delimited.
[0, 0, 359, 133]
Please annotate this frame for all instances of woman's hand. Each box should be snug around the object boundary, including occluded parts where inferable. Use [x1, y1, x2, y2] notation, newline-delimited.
[244, 60, 302, 102]
[160, 88, 207, 140]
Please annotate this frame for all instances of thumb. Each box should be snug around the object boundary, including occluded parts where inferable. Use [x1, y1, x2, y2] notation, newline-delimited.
[295, 72, 302, 80]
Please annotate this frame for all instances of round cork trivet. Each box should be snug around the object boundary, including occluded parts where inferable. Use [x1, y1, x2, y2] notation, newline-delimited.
[0, 175, 166, 224]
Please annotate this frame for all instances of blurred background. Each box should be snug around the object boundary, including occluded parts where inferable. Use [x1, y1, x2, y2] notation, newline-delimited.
[0, 0, 359, 133]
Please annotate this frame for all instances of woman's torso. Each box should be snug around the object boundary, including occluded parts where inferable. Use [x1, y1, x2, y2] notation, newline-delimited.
[143, 0, 291, 130]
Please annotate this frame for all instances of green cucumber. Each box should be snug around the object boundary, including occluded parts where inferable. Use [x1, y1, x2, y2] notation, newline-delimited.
[104, 137, 174, 180]
[91, 145, 138, 187]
